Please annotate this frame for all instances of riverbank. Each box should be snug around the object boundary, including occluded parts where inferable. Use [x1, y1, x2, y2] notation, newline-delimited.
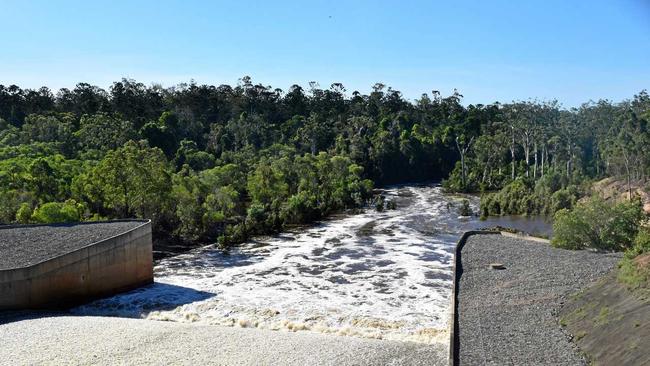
[453, 233, 620, 365]
[0, 313, 446, 366]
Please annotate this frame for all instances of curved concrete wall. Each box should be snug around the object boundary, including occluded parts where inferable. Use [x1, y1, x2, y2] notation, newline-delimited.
[0, 220, 153, 310]
[448, 230, 498, 366]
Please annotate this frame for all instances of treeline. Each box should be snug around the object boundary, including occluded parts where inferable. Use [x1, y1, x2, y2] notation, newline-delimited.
[0, 78, 648, 245]
[441, 96, 650, 217]
[0, 78, 467, 245]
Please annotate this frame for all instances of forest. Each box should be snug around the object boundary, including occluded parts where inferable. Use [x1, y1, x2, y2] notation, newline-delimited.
[0, 78, 648, 247]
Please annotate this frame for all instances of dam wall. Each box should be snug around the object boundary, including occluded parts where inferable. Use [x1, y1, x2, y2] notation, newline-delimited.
[0, 220, 153, 310]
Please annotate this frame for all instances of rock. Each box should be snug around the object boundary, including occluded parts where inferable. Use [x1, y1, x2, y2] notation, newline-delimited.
[489, 263, 506, 270]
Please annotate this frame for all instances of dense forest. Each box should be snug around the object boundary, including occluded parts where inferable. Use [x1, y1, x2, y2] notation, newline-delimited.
[0, 78, 648, 247]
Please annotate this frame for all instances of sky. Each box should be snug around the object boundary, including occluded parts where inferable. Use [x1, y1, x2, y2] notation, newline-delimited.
[1, 0, 649, 106]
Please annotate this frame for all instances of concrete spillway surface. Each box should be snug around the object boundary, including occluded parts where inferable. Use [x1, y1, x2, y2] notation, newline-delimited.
[0, 220, 153, 310]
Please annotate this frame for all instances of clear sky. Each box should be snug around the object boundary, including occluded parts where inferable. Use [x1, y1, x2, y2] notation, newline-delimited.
[1, 0, 649, 106]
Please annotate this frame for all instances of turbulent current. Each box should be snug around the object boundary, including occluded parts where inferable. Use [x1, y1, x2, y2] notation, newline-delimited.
[73, 184, 544, 345]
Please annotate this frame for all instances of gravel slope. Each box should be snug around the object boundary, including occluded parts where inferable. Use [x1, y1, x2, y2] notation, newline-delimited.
[455, 234, 621, 365]
[0, 314, 447, 366]
[0, 221, 145, 269]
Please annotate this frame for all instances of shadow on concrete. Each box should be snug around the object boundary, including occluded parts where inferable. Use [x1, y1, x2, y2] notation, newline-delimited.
[0, 283, 215, 325]
[70, 282, 216, 318]
[0, 310, 68, 326]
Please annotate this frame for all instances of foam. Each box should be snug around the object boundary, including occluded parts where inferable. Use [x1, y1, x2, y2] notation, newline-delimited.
[74, 185, 485, 345]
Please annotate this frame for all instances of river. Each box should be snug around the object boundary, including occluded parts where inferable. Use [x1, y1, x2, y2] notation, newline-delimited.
[73, 184, 551, 345]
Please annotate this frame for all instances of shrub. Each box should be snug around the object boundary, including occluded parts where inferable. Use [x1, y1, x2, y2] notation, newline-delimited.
[458, 199, 473, 216]
[31, 200, 82, 223]
[479, 171, 584, 218]
[15, 203, 32, 224]
[552, 197, 644, 251]
[281, 191, 319, 224]
[550, 189, 575, 213]
[245, 203, 267, 233]
[479, 178, 533, 216]
[626, 228, 650, 259]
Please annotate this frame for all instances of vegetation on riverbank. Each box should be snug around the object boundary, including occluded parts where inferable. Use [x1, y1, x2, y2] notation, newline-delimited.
[551, 184, 649, 365]
[453, 93, 650, 218]
[552, 196, 649, 297]
[0, 79, 648, 247]
[552, 197, 645, 251]
[0, 79, 466, 247]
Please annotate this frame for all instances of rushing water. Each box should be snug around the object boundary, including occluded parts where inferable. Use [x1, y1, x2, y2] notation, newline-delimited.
[73, 184, 550, 344]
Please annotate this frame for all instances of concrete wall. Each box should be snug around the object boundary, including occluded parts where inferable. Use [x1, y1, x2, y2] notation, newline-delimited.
[0, 220, 153, 310]
[448, 230, 498, 366]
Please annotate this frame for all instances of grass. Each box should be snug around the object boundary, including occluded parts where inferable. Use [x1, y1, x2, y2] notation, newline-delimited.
[575, 330, 588, 342]
[617, 254, 650, 301]
[565, 306, 588, 323]
[595, 307, 609, 326]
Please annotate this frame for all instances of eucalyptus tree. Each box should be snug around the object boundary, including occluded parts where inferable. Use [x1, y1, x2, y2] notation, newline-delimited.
[75, 113, 137, 152]
[79, 140, 172, 222]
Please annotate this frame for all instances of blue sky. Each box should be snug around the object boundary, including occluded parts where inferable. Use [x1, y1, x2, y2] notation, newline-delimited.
[1, 0, 649, 106]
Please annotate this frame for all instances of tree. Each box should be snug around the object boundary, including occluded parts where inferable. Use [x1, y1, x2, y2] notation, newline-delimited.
[296, 113, 330, 154]
[454, 134, 474, 190]
[76, 113, 137, 152]
[80, 141, 172, 224]
[21, 113, 75, 151]
[31, 200, 83, 223]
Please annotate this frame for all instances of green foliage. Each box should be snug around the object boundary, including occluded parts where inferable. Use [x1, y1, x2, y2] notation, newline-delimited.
[617, 256, 649, 293]
[15, 203, 32, 224]
[480, 171, 583, 218]
[480, 179, 534, 216]
[21, 114, 76, 153]
[76, 141, 172, 227]
[458, 199, 473, 216]
[75, 113, 137, 152]
[1, 79, 648, 251]
[552, 197, 644, 251]
[140, 120, 177, 157]
[627, 228, 650, 258]
[282, 191, 319, 224]
[618, 228, 650, 293]
[0, 118, 21, 146]
[31, 200, 83, 223]
[617, 227, 650, 300]
[174, 140, 215, 171]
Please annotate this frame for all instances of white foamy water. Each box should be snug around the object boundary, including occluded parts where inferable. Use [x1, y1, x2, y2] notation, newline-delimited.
[74, 185, 489, 344]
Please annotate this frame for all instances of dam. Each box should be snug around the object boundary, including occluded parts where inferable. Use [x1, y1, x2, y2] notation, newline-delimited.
[0, 220, 153, 310]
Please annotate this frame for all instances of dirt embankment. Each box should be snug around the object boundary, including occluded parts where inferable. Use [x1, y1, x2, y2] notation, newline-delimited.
[591, 177, 650, 214]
